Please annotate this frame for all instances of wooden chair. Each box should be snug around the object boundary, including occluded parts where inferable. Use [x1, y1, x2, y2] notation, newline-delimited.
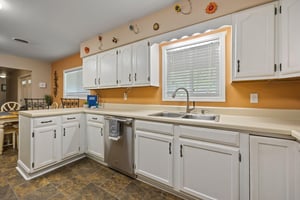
[51, 102, 59, 109]
[61, 98, 80, 108]
[1, 102, 20, 151]
[24, 98, 47, 110]
[3, 125, 18, 150]
[1, 102, 21, 112]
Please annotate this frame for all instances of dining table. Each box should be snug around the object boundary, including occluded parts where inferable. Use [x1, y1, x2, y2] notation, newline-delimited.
[0, 111, 19, 155]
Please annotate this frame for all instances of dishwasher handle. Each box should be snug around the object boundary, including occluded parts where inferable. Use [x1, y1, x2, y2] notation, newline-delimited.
[104, 116, 133, 125]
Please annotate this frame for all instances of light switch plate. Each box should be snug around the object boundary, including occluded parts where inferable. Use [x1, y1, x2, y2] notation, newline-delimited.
[250, 93, 258, 103]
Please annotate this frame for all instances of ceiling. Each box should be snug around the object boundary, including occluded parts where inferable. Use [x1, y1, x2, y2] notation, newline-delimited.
[0, 0, 176, 63]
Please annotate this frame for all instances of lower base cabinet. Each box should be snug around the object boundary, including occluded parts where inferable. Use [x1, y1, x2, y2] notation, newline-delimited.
[135, 120, 241, 200]
[61, 114, 82, 159]
[250, 136, 298, 200]
[86, 122, 104, 159]
[62, 122, 80, 159]
[86, 114, 105, 160]
[177, 124, 241, 200]
[135, 120, 173, 186]
[33, 125, 59, 169]
[179, 138, 240, 200]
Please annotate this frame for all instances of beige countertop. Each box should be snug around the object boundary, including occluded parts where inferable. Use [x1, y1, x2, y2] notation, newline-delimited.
[19, 104, 300, 141]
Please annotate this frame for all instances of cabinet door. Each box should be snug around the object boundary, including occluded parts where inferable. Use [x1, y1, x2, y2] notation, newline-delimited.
[62, 122, 80, 159]
[232, 2, 276, 81]
[118, 45, 133, 86]
[99, 49, 118, 87]
[280, 0, 300, 77]
[82, 54, 98, 88]
[132, 40, 150, 85]
[33, 126, 58, 170]
[250, 136, 296, 200]
[86, 122, 104, 159]
[135, 130, 173, 186]
[179, 138, 239, 200]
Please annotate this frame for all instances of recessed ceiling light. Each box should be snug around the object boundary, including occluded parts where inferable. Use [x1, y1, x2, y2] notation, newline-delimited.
[13, 38, 29, 44]
[0, 3, 3, 10]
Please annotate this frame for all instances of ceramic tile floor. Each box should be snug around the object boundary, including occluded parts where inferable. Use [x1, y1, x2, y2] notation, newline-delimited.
[0, 148, 184, 200]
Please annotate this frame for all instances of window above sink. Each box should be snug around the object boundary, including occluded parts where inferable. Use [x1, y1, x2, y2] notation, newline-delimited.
[161, 27, 229, 102]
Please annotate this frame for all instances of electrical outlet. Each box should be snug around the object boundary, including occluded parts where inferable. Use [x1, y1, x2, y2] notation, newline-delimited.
[250, 93, 258, 104]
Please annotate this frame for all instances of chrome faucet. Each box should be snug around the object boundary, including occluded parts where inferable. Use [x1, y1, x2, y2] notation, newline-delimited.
[172, 87, 195, 113]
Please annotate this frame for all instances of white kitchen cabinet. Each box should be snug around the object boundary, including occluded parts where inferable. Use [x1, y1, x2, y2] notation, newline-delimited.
[98, 49, 118, 87]
[18, 116, 61, 173]
[86, 114, 105, 160]
[117, 45, 133, 86]
[61, 114, 81, 159]
[178, 126, 240, 200]
[250, 136, 297, 200]
[33, 124, 59, 170]
[232, 2, 276, 81]
[279, 0, 300, 77]
[82, 49, 117, 88]
[132, 40, 151, 86]
[232, 1, 300, 81]
[117, 40, 152, 87]
[82, 39, 158, 89]
[135, 120, 174, 186]
[82, 54, 99, 88]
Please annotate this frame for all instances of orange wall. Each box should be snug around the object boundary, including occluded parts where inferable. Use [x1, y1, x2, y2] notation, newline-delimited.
[51, 27, 300, 109]
[51, 53, 83, 105]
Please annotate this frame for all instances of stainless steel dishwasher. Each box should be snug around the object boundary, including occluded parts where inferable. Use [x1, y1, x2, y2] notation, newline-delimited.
[104, 116, 135, 178]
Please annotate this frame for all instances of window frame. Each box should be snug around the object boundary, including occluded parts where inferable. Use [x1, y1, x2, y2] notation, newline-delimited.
[161, 30, 227, 102]
[63, 66, 89, 99]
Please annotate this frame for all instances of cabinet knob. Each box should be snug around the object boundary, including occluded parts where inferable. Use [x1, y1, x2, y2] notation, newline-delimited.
[237, 60, 240, 73]
[129, 74, 132, 82]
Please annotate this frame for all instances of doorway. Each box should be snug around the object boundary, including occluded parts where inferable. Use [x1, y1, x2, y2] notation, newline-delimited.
[18, 74, 32, 107]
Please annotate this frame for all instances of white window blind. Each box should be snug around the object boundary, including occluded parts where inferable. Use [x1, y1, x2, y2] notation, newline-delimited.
[64, 67, 89, 99]
[162, 31, 226, 102]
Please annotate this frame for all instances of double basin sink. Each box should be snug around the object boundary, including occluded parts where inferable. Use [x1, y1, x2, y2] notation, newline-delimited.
[149, 111, 219, 122]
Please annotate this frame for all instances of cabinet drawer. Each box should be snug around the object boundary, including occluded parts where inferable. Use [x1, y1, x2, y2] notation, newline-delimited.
[179, 125, 240, 147]
[62, 114, 81, 123]
[86, 114, 104, 123]
[33, 117, 58, 128]
[135, 120, 173, 135]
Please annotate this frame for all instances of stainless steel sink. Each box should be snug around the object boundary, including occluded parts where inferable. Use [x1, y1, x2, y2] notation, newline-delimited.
[149, 112, 185, 118]
[149, 112, 219, 122]
[182, 114, 220, 122]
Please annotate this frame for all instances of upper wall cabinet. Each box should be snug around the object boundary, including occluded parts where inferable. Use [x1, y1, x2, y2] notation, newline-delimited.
[279, 0, 300, 78]
[82, 54, 99, 88]
[232, 1, 300, 81]
[232, 2, 276, 81]
[98, 49, 118, 87]
[82, 39, 159, 89]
